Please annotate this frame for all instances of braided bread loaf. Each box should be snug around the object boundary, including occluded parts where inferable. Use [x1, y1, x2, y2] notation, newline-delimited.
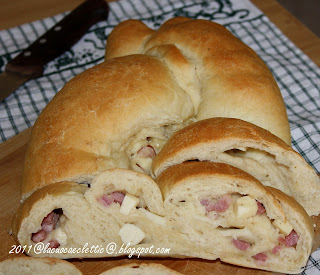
[20, 17, 290, 201]
[11, 18, 314, 273]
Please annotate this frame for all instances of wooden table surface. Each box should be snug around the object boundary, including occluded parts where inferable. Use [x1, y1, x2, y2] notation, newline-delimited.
[0, 1, 319, 274]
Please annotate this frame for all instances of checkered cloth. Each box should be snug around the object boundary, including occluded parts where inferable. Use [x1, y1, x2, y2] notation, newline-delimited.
[0, 0, 319, 273]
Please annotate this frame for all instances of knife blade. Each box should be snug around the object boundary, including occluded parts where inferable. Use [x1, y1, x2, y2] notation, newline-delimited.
[0, 0, 109, 102]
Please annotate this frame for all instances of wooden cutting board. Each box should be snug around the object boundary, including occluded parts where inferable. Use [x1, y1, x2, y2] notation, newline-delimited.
[1, 0, 320, 274]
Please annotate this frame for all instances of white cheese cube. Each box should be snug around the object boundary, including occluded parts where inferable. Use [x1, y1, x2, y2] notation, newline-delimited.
[118, 224, 145, 245]
[217, 227, 256, 243]
[272, 219, 293, 235]
[234, 196, 258, 218]
[136, 157, 153, 172]
[52, 228, 67, 246]
[138, 208, 166, 225]
[120, 194, 140, 215]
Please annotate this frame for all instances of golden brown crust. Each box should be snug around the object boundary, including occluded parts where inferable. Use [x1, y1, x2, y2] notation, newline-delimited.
[107, 17, 291, 144]
[105, 19, 154, 60]
[22, 18, 291, 201]
[157, 161, 260, 189]
[153, 118, 293, 173]
[157, 161, 269, 200]
[21, 54, 193, 199]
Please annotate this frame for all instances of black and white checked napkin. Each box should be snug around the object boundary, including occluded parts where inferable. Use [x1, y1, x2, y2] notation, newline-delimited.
[0, 0, 319, 273]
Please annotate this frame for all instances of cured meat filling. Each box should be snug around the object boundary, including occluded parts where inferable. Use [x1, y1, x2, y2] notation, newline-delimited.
[128, 137, 166, 175]
[31, 209, 65, 248]
[199, 194, 299, 264]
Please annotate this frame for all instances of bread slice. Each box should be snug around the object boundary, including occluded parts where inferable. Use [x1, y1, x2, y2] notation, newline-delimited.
[0, 257, 82, 275]
[100, 263, 181, 274]
[156, 161, 314, 274]
[12, 162, 314, 273]
[152, 118, 320, 216]
[12, 169, 174, 259]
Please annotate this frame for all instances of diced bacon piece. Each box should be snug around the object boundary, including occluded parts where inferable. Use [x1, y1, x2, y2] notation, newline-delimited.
[32, 229, 47, 243]
[278, 236, 286, 245]
[284, 230, 299, 247]
[111, 192, 125, 204]
[99, 192, 125, 207]
[271, 245, 282, 254]
[200, 199, 209, 206]
[41, 212, 59, 232]
[48, 239, 60, 248]
[256, 201, 266, 215]
[232, 239, 251, 251]
[100, 194, 114, 206]
[137, 145, 156, 159]
[253, 252, 268, 261]
[206, 195, 232, 212]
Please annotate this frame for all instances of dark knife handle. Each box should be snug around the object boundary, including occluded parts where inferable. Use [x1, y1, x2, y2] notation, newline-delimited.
[5, 0, 109, 78]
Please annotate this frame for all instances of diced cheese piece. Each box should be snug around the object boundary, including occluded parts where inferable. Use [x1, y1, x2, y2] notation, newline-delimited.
[137, 157, 153, 172]
[118, 224, 145, 245]
[138, 208, 166, 225]
[272, 219, 293, 235]
[234, 196, 258, 218]
[120, 194, 140, 215]
[59, 215, 67, 224]
[52, 228, 67, 246]
[217, 227, 256, 244]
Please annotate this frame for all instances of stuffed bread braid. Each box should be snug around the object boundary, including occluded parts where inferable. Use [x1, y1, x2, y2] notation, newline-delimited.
[11, 18, 307, 273]
[20, 17, 290, 201]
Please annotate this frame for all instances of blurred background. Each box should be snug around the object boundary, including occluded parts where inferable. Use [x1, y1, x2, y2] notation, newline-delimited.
[277, 0, 320, 37]
[0, 0, 319, 38]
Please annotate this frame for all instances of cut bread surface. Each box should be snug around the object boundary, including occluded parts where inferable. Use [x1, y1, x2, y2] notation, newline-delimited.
[12, 162, 314, 274]
[153, 118, 320, 216]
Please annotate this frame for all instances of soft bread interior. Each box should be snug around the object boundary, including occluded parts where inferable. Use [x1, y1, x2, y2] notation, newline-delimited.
[13, 170, 187, 258]
[157, 162, 314, 274]
[13, 163, 314, 274]
[152, 118, 320, 216]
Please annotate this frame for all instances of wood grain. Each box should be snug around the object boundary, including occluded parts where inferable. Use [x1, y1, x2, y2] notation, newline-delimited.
[0, 0, 319, 274]
[251, 0, 320, 67]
